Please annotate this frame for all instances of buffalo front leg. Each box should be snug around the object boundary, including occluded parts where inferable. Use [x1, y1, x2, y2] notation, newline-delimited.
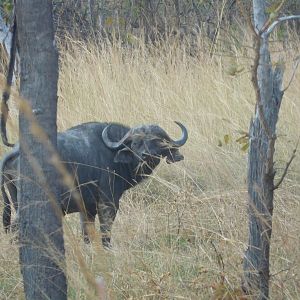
[97, 202, 118, 249]
[80, 212, 96, 244]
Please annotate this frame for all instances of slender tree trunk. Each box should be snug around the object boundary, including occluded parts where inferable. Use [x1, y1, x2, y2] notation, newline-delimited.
[88, 0, 100, 32]
[16, 1, 67, 299]
[243, 1, 284, 299]
[174, 0, 181, 29]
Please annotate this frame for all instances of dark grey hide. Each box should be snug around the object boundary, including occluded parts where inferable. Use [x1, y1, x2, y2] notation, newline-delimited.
[1, 121, 188, 248]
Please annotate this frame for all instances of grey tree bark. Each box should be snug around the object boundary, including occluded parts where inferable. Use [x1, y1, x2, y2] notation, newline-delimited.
[243, 1, 290, 299]
[16, 1, 67, 299]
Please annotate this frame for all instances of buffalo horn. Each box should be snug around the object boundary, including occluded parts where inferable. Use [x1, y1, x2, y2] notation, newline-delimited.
[102, 125, 133, 150]
[170, 121, 188, 147]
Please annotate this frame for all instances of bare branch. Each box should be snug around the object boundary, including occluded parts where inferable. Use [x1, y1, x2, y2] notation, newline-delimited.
[237, 1, 274, 141]
[270, 267, 291, 278]
[283, 56, 300, 92]
[259, 0, 286, 33]
[265, 15, 300, 36]
[273, 139, 298, 190]
[236, 0, 257, 37]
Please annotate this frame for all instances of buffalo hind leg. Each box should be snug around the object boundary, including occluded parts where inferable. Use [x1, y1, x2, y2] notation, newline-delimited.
[80, 212, 96, 244]
[97, 202, 118, 249]
[3, 175, 19, 233]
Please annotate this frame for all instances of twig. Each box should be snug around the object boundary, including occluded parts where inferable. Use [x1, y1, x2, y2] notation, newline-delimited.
[273, 139, 298, 190]
[237, 0, 273, 139]
[282, 56, 300, 92]
[236, 0, 257, 37]
[259, 0, 286, 33]
[210, 241, 225, 272]
[270, 267, 291, 277]
[265, 15, 300, 36]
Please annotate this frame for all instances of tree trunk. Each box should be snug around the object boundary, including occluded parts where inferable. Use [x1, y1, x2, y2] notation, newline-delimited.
[243, 1, 284, 299]
[16, 1, 67, 299]
[88, 0, 100, 32]
[174, 0, 181, 29]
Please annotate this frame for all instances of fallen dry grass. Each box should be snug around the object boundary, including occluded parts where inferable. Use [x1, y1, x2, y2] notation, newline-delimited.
[0, 36, 299, 299]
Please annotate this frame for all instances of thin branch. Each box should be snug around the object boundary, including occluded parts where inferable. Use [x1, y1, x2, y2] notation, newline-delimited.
[236, 0, 257, 37]
[259, 0, 286, 33]
[270, 267, 291, 277]
[265, 15, 300, 36]
[211, 241, 225, 272]
[273, 139, 299, 190]
[236, 0, 273, 139]
[282, 56, 300, 92]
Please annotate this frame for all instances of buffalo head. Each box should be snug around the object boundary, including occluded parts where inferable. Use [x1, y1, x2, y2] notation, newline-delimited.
[102, 121, 188, 166]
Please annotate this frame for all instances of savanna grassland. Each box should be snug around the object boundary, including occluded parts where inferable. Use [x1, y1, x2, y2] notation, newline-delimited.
[0, 36, 299, 299]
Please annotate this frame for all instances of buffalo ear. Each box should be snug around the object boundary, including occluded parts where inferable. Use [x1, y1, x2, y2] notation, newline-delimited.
[114, 148, 134, 164]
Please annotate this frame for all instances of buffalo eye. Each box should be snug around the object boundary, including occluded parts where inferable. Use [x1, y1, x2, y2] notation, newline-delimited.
[131, 139, 144, 150]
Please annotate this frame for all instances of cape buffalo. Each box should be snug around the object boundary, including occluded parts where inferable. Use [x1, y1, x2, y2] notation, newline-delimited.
[1, 121, 188, 248]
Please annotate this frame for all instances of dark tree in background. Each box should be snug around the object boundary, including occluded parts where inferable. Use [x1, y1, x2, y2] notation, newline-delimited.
[1, 1, 299, 43]
[51, 0, 300, 41]
[16, 1, 67, 299]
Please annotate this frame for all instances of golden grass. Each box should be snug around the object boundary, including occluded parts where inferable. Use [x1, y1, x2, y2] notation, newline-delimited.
[0, 37, 300, 299]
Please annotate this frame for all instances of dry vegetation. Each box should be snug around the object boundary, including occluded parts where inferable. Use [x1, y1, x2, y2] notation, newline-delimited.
[0, 35, 299, 299]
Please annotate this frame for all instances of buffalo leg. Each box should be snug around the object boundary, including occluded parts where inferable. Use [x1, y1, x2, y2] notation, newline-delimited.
[97, 202, 118, 249]
[3, 175, 19, 233]
[80, 212, 96, 244]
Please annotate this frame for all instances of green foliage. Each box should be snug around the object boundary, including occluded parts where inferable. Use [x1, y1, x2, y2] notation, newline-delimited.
[224, 134, 231, 145]
[266, 0, 286, 15]
[0, 0, 13, 23]
[218, 134, 231, 147]
[218, 132, 249, 152]
[236, 133, 249, 152]
[226, 65, 245, 77]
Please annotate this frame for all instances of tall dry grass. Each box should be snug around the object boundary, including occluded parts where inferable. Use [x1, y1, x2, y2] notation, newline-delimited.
[0, 36, 299, 299]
